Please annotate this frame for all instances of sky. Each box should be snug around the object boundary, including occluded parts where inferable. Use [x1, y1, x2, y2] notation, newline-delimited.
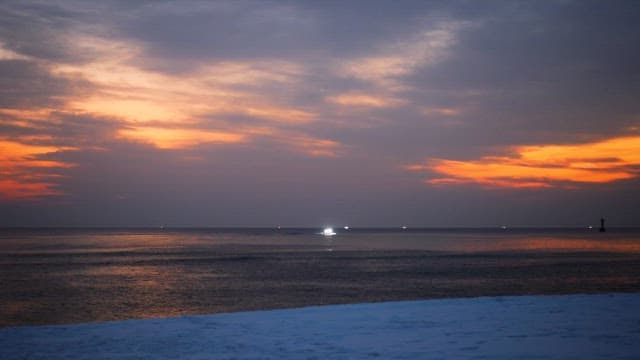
[1, 0, 639, 227]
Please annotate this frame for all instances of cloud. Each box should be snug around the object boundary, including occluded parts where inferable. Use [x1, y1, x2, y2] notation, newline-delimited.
[283, 135, 343, 158]
[45, 32, 322, 141]
[406, 1, 640, 145]
[407, 136, 640, 188]
[119, 1, 317, 65]
[0, 139, 76, 200]
[118, 126, 246, 150]
[326, 93, 406, 108]
[0, 42, 30, 60]
[420, 106, 460, 117]
[0, 59, 87, 109]
[335, 21, 463, 90]
[2, 32, 325, 158]
[2, 1, 640, 226]
[0, 108, 128, 201]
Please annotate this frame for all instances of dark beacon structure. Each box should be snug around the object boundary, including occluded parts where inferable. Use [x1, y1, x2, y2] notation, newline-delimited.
[599, 217, 606, 232]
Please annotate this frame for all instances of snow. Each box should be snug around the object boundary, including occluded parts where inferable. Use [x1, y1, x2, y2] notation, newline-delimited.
[2, 293, 640, 359]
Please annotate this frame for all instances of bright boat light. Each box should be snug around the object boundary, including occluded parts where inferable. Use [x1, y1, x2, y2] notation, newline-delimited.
[344, 226, 349, 230]
[323, 227, 336, 236]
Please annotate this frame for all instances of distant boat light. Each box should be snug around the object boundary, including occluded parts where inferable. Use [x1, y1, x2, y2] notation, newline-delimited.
[323, 227, 336, 236]
[402, 226, 407, 230]
[344, 226, 349, 230]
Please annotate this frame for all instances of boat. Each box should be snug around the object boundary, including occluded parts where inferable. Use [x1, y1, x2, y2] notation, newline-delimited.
[322, 227, 336, 236]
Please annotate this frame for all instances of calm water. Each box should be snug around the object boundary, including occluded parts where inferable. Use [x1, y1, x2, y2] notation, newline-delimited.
[2, 228, 640, 327]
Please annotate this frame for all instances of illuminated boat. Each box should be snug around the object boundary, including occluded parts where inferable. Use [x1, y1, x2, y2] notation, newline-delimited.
[322, 227, 336, 236]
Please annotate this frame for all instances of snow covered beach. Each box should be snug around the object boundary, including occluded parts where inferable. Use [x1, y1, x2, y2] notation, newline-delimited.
[2, 293, 639, 359]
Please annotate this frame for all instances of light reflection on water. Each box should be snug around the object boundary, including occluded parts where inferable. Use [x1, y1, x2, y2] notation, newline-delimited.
[319, 229, 640, 253]
[1, 228, 640, 327]
[2, 227, 640, 254]
[466, 237, 640, 252]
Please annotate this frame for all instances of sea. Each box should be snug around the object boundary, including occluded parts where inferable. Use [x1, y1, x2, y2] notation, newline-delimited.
[2, 227, 640, 327]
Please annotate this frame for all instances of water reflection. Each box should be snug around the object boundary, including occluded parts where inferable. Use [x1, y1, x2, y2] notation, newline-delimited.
[2, 228, 640, 254]
[463, 237, 640, 253]
[2, 228, 640, 327]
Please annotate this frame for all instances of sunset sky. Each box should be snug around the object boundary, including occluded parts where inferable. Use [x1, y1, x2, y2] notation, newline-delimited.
[1, 1, 639, 227]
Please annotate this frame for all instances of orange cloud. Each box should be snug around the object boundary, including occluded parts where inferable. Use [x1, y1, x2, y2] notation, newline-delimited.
[406, 136, 640, 188]
[0, 179, 64, 200]
[118, 127, 247, 149]
[74, 98, 181, 123]
[420, 107, 461, 117]
[243, 106, 316, 124]
[50, 36, 318, 150]
[0, 140, 75, 200]
[5, 33, 334, 170]
[293, 137, 342, 157]
[261, 131, 343, 158]
[326, 93, 406, 108]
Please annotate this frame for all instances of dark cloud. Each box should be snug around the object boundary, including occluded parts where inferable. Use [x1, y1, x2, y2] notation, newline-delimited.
[0, 2, 82, 62]
[407, 1, 640, 144]
[0, 60, 88, 108]
[116, 1, 457, 74]
[115, 1, 319, 73]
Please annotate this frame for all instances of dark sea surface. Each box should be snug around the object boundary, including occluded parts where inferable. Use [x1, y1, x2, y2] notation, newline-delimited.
[2, 227, 640, 327]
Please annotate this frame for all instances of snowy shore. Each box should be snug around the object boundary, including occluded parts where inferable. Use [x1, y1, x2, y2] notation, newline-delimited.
[2, 293, 639, 359]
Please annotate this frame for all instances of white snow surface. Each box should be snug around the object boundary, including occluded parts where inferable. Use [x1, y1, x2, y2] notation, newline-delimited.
[2, 293, 639, 359]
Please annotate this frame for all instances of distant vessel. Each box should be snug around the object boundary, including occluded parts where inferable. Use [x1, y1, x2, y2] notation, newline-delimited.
[323, 227, 336, 236]
[600, 218, 606, 232]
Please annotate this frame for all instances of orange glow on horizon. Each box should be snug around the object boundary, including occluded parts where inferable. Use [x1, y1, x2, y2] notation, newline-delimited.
[0, 141, 76, 168]
[0, 179, 65, 200]
[407, 136, 640, 188]
[0, 140, 75, 200]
